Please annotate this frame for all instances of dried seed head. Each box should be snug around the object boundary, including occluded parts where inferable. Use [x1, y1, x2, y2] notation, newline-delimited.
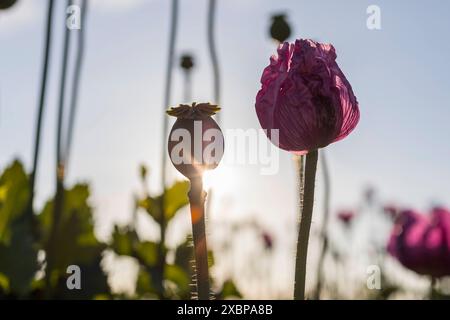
[167, 102, 220, 120]
[167, 103, 224, 178]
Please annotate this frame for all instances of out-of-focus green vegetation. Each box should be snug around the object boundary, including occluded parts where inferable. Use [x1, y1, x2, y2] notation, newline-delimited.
[0, 160, 109, 299]
[0, 160, 240, 300]
[110, 165, 241, 299]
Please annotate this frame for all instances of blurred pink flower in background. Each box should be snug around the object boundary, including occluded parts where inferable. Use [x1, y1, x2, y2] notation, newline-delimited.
[261, 231, 274, 251]
[337, 210, 355, 226]
[387, 208, 450, 278]
[255, 39, 360, 154]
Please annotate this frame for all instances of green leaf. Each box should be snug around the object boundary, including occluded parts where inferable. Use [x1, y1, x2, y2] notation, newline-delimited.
[0, 160, 30, 243]
[218, 280, 242, 299]
[137, 195, 162, 224]
[136, 179, 189, 225]
[165, 264, 190, 295]
[110, 226, 158, 267]
[174, 237, 193, 274]
[135, 268, 156, 297]
[208, 250, 215, 267]
[111, 225, 137, 256]
[0, 217, 38, 296]
[135, 241, 158, 266]
[38, 184, 108, 292]
[164, 181, 189, 221]
[0, 160, 37, 296]
[137, 196, 154, 213]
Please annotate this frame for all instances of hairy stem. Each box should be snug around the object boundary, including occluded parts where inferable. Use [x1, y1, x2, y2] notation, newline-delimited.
[188, 176, 210, 300]
[294, 149, 318, 300]
[295, 155, 305, 217]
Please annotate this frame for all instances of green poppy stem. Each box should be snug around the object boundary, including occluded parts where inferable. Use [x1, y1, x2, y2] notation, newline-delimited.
[188, 176, 210, 300]
[295, 155, 305, 212]
[314, 151, 331, 300]
[30, 0, 54, 218]
[157, 0, 179, 300]
[294, 149, 318, 300]
[45, 0, 72, 296]
[207, 0, 221, 120]
[160, 0, 179, 190]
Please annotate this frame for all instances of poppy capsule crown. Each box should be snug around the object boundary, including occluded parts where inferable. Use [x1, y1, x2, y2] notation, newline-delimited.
[167, 103, 224, 179]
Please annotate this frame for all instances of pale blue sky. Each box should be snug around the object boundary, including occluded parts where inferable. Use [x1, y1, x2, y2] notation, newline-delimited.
[1, 0, 449, 297]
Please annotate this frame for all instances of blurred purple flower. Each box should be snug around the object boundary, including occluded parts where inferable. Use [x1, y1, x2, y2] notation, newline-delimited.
[255, 39, 360, 154]
[387, 208, 450, 278]
[337, 210, 355, 226]
[261, 231, 274, 251]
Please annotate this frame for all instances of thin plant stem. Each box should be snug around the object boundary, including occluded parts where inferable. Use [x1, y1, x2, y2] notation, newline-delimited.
[160, 0, 179, 188]
[155, 196, 167, 299]
[207, 0, 221, 121]
[295, 154, 305, 216]
[29, 0, 54, 216]
[313, 151, 330, 300]
[294, 149, 318, 300]
[56, 0, 72, 171]
[205, 0, 220, 233]
[157, 0, 179, 299]
[65, 0, 87, 168]
[188, 176, 210, 300]
[45, 0, 73, 296]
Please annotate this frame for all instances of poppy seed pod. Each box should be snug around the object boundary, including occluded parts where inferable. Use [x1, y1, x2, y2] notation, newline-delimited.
[270, 14, 291, 43]
[180, 54, 194, 71]
[0, 0, 17, 10]
[167, 103, 224, 179]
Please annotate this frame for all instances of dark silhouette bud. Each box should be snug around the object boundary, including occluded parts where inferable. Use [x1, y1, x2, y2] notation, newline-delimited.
[167, 103, 224, 179]
[0, 0, 17, 10]
[270, 14, 291, 43]
[180, 54, 194, 71]
[139, 164, 148, 181]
